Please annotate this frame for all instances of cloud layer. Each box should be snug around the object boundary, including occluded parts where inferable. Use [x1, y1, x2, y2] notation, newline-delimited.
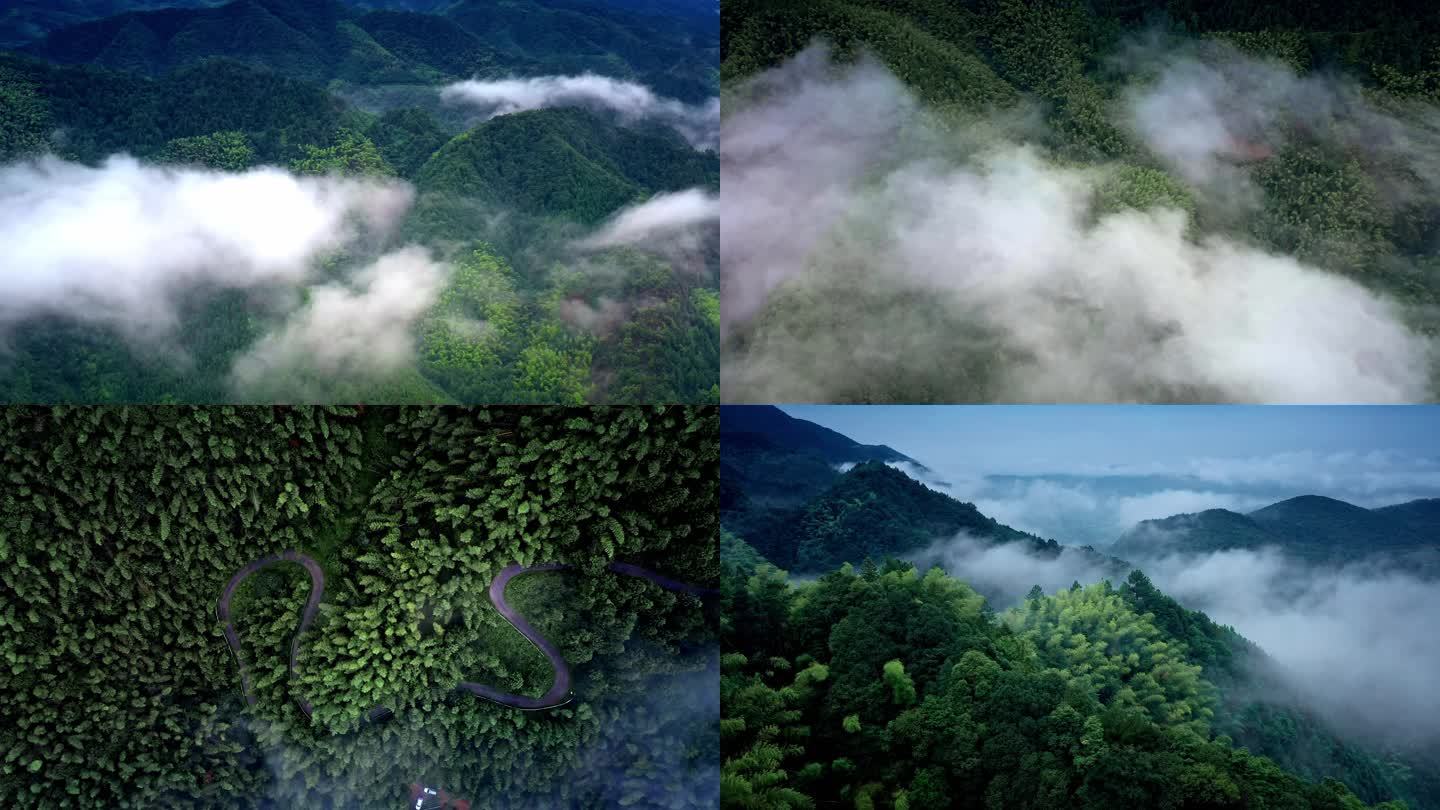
[441, 74, 719, 150]
[0, 155, 414, 340]
[721, 45, 1435, 403]
[578, 188, 719, 250]
[872, 449, 1440, 547]
[229, 246, 449, 397]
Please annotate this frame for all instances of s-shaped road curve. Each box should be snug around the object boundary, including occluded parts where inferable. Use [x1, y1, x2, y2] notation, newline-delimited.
[216, 550, 717, 721]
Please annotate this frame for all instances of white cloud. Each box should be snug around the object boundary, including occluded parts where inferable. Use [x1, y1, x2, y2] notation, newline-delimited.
[721, 44, 1435, 403]
[441, 75, 719, 150]
[578, 188, 718, 249]
[229, 246, 449, 397]
[0, 155, 413, 341]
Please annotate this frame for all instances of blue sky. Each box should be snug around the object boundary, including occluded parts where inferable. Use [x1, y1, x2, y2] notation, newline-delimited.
[781, 405, 1440, 474]
[777, 406, 1440, 545]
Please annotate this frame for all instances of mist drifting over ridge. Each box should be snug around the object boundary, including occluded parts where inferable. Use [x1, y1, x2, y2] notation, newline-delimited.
[858, 444, 1440, 752]
[720, 42, 1440, 403]
[442, 74, 720, 150]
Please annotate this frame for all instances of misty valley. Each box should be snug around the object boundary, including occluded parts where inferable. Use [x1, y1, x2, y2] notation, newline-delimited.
[720, 406, 1440, 810]
[0, 0, 720, 405]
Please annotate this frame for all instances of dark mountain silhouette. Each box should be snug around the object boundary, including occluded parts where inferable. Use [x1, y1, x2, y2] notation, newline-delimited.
[20, 0, 717, 100]
[720, 405, 921, 549]
[719, 406, 1068, 572]
[1113, 494, 1440, 571]
[1113, 508, 1277, 558]
[785, 460, 1058, 571]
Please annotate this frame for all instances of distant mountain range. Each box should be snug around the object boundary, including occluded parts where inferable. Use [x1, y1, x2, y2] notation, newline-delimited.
[10, 0, 717, 101]
[1113, 494, 1440, 571]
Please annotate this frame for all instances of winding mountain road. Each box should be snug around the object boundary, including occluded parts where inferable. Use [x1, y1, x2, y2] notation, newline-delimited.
[216, 551, 717, 721]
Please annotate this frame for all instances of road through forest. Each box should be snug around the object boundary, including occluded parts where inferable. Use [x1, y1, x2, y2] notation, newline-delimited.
[216, 550, 717, 722]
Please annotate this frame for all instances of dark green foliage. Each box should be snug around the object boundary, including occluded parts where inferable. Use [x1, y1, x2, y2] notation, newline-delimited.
[364, 105, 448, 178]
[720, 561, 1407, 810]
[0, 54, 352, 165]
[768, 460, 1056, 571]
[0, 405, 718, 807]
[18, 0, 718, 100]
[0, 63, 50, 159]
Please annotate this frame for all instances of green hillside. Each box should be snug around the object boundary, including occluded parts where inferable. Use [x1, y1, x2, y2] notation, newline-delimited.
[781, 461, 1056, 571]
[416, 106, 718, 224]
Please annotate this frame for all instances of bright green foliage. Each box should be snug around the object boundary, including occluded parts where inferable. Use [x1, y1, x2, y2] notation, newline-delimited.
[418, 245, 524, 401]
[1, 405, 719, 807]
[882, 660, 916, 706]
[1004, 583, 1214, 735]
[719, 558, 1402, 810]
[157, 130, 256, 171]
[513, 322, 595, 405]
[694, 288, 721, 330]
[289, 128, 394, 177]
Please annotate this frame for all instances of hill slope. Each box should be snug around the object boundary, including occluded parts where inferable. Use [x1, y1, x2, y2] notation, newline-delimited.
[414, 105, 717, 224]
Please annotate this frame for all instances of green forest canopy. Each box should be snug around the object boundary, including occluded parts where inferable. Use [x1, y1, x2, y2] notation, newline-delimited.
[0, 405, 718, 807]
[720, 559, 1428, 810]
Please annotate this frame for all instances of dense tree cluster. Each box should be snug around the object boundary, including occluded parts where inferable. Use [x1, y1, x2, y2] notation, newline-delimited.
[0, 405, 718, 807]
[720, 560, 1411, 810]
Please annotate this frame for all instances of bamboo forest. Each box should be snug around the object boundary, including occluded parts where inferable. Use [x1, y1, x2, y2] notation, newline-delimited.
[0, 405, 720, 807]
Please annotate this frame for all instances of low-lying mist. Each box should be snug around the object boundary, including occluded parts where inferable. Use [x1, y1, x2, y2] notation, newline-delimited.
[0, 149, 715, 399]
[721, 42, 1440, 402]
[442, 74, 720, 150]
[909, 532, 1440, 752]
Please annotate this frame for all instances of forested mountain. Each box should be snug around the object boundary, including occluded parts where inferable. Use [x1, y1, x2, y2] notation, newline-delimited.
[720, 408, 1440, 809]
[720, 559, 1423, 810]
[720, 0, 1440, 402]
[0, 0, 719, 404]
[763, 461, 1061, 571]
[1113, 494, 1440, 569]
[0, 405, 719, 807]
